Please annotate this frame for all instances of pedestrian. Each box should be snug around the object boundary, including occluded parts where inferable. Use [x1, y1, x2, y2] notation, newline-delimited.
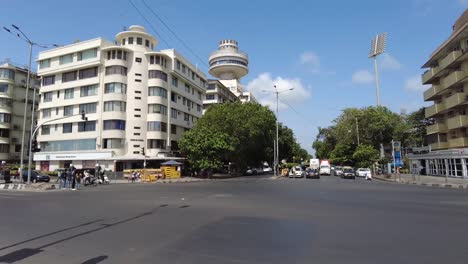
[131, 170, 136, 183]
[76, 173, 81, 190]
[67, 168, 73, 189]
[71, 168, 77, 190]
[136, 170, 141, 182]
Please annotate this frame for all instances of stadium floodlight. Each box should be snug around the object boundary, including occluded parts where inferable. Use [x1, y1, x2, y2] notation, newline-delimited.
[368, 32, 387, 107]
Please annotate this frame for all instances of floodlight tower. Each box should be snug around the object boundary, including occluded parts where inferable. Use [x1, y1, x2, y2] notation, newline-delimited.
[368, 33, 387, 107]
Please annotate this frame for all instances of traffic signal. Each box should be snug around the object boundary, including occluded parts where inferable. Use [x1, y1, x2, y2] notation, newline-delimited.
[81, 110, 88, 121]
[31, 140, 40, 152]
[141, 147, 145, 156]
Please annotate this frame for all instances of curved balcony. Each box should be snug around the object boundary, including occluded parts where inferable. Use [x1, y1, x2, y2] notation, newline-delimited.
[103, 74, 128, 84]
[102, 129, 125, 139]
[102, 111, 126, 120]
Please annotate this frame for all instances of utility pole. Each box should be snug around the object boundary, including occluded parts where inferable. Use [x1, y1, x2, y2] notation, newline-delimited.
[355, 117, 360, 145]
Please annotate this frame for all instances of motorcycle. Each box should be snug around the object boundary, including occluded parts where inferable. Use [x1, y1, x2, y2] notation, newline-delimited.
[83, 171, 97, 186]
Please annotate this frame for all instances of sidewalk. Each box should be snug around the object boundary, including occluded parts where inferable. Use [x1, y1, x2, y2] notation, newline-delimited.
[113, 177, 208, 184]
[374, 173, 468, 189]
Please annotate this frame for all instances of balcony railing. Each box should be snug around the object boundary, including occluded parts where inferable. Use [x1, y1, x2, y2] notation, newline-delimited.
[447, 115, 468, 130]
[425, 102, 446, 118]
[445, 92, 467, 109]
[422, 66, 441, 85]
[431, 141, 449, 150]
[423, 84, 443, 101]
[426, 122, 448, 135]
[449, 137, 468, 148]
[442, 69, 468, 89]
[439, 50, 463, 70]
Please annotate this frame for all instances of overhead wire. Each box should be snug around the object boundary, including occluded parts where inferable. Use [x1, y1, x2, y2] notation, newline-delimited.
[140, 0, 209, 71]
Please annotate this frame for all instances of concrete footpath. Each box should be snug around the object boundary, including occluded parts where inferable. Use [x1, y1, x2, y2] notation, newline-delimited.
[374, 173, 468, 190]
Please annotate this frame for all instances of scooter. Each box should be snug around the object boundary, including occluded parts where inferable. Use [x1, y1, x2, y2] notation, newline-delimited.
[83, 171, 97, 186]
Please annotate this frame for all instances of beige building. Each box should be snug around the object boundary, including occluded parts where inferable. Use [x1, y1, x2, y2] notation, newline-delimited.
[409, 10, 468, 178]
[34, 26, 206, 171]
[203, 79, 239, 114]
[0, 61, 39, 162]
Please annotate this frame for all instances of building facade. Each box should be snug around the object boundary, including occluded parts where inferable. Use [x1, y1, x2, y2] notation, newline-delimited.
[34, 26, 206, 171]
[409, 10, 468, 178]
[203, 79, 239, 114]
[0, 62, 39, 162]
[208, 40, 257, 103]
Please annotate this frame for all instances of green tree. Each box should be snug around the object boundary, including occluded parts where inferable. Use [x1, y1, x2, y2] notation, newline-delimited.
[353, 144, 379, 168]
[330, 143, 354, 165]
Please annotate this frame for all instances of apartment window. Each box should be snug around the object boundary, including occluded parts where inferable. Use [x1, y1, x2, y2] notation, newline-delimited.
[59, 54, 73, 65]
[43, 108, 52, 118]
[39, 59, 50, 69]
[105, 66, 127, 76]
[134, 133, 140, 136]
[42, 75, 55, 86]
[148, 104, 167, 115]
[185, 84, 191, 93]
[0, 98, 11, 107]
[63, 105, 74, 116]
[147, 121, 167, 132]
[0, 69, 14, 80]
[63, 123, 72, 133]
[135, 79, 142, 82]
[0, 129, 9, 138]
[80, 84, 98, 97]
[64, 88, 74, 99]
[197, 104, 201, 112]
[0, 113, 11, 123]
[135, 91, 141, 94]
[128, 37, 134, 44]
[117, 50, 122, 59]
[134, 114, 141, 118]
[0, 84, 8, 94]
[103, 138, 122, 149]
[15, 144, 21, 152]
[122, 38, 126, 45]
[78, 121, 96, 132]
[57, 90, 60, 98]
[184, 113, 190, 121]
[43, 92, 53, 102]
[42, 125, 50, 135]
[176, 60, 181, 70]
[148, 139, 166, 149]
[135, 57, 142, 63]
[148, 86, 167, 98]
[103, 120, 126, 130]
[135, 97, 141, 100]
[145, 39, 150, 47]
[135, 73, 142, 76]
[198, 91, 202, 100]
[62, 70, 77, 82]
[79, 103, 97, 114]
[105, 82, 126, 94]
[77, 48, 97, 61]
[170, 92, 177, 103]
[56, 108, 59, 115]
[79, 67, 98, 79]
[206, 94, 215, 100]
[172, 77, 178, 87]
[171, 108, 178, 119]
[171, 124, 177, 135]
[42, 138, 96, 152]
[207, 83, 215, 90]
[135, 108, 141, 112]
[137, 37, 142, 45]
[134, 126, 141, 129]
[150, 56, 155, 64]
[148, 70, 167, 81]
[104, 101, 126, 112]
[182, 64, 186, 74]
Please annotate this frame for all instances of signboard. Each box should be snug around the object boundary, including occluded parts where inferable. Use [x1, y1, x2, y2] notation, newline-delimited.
[33, 152, 113, 161]
[392, 141, 404, 167]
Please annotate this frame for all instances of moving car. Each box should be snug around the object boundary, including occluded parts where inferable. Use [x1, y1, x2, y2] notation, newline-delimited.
[334, 166, 343, 176]
[305, 168, 320, 179]
[356, 168, 372, 178]
[22, 170, 50, 183]
[341, 167, 355, 179]
[289, 166, 305, 178]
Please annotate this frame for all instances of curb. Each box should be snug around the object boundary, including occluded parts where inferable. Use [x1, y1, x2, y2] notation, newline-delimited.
[0, 183, 26, 190]
[374, 177, 466, 190]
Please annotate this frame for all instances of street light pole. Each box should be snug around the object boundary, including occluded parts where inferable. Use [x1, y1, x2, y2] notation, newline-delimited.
[355, 117, 360, 145]
[3, 25, 58, 184]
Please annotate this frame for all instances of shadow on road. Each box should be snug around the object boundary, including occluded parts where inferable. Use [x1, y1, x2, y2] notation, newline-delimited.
[81, 255, 108, 264]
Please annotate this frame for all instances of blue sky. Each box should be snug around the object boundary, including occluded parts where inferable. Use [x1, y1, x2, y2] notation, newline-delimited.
[1, 0, 467, 155]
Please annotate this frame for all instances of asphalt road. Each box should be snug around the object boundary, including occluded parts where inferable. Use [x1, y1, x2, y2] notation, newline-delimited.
[1, 175, 468, 264]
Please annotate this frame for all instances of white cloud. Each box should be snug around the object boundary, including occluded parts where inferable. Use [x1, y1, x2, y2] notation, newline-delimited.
[380, 54, 402, 71]
[299, 51, 320, 73]
[246, 73, 311, 110]
[351, 70, 374, 84]
[405, 75, 429, 92]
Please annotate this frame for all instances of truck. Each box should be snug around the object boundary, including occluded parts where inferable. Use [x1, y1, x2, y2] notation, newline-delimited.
[309, 159, 320, 170]
[319, 160, 331, 175]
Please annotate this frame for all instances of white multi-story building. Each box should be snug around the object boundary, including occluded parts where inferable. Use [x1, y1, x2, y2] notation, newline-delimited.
[34, 26, 206, 171]
[203, 79, 239, 114]
[0, 61, 39, 162]
[208, 40, 257, 103]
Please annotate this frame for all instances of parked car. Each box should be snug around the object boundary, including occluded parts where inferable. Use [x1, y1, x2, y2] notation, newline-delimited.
[356, 168, 372, 177]
[245, 167, 263, 175]
[334, 166, 343, 176]
[305, 168, 320, 179]
[22, 170, 50, 183]
[263, 167, 273, 173]
[289, 166, 305, 178]
[341, 167, 355, 179]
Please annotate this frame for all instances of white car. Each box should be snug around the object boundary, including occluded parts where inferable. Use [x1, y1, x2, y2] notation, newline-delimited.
[289, 166, 304, 178]
[356, 168, 372, 178]
[319, 165, 331, 175]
